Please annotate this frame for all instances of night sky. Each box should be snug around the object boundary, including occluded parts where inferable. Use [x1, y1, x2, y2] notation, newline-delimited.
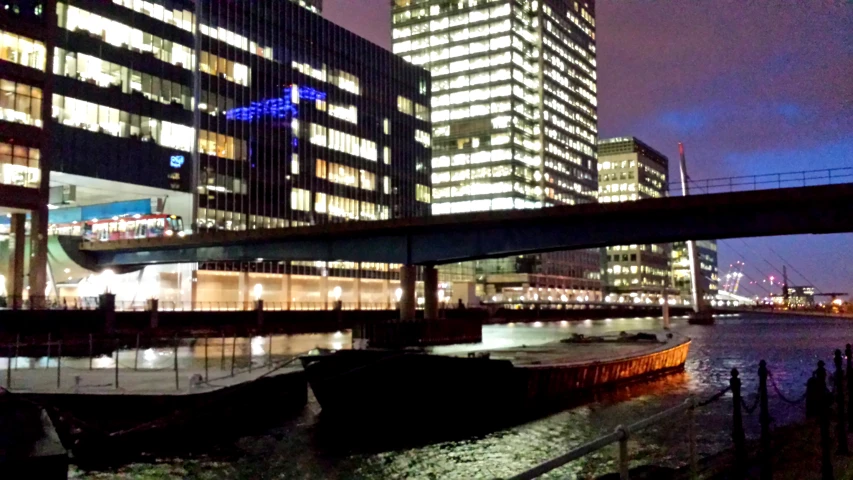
[324, 0, 853, 298]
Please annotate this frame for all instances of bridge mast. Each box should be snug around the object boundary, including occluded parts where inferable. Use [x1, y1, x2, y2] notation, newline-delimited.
[678, 143, 706, 315]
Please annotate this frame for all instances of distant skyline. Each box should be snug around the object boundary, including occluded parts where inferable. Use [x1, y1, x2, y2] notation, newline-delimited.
[324, 0, 853, 297]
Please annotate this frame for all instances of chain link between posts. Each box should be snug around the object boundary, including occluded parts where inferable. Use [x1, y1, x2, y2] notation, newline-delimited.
[741, 394, 760, 414]
[698, 385, 732, 407]
[768, 371, 808, 405]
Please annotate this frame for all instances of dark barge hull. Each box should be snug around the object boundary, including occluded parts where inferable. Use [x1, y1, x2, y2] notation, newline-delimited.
[301, 339, 691, 423]
[17, 371, 306, 467]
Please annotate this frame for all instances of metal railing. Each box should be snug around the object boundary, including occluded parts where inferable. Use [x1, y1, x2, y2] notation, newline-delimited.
[667, 167, 852, 196]
[507, 397, 698, 480]
[0, 297, 396, 312]
[0, 333, 304, 392]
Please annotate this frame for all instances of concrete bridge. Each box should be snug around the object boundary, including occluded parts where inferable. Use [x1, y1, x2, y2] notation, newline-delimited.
[68, 182, 853, 322]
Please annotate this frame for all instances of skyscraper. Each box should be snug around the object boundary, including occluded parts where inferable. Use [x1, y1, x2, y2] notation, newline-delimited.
[391, 0, 601, 300]
[598, 137, 670, 300]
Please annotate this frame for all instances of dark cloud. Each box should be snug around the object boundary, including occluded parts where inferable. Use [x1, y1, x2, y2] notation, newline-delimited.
[323, 0, 853, 295]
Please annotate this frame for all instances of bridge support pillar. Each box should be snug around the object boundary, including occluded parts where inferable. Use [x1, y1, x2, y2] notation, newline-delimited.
[147, 298, 159, 329]
[356, 264, 362, 310]
[7, 213, 25, 310]
[29, 206, 48, 309]
[424, 265, 438, 321]
[281, 272, 291, 310]
[100, 292, 116, 333]
[399, 265, 416, 322]
[238, 270, 250, 310]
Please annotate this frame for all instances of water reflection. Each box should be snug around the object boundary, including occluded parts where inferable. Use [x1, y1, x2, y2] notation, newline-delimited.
[68, 314, 848, 479]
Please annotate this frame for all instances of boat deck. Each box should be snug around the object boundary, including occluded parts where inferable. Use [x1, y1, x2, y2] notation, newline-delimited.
[457, 331, 688, 368]
[1, 364, 302, 396]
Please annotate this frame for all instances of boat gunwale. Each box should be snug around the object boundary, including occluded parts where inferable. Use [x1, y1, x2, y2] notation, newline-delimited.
[514, 335, 691, 370]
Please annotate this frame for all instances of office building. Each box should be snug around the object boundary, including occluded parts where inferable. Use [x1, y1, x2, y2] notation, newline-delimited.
[671, 240, 719, 302]
[598, 137, 670, 300]
[0, 0, 431, 307]
[391, 0, 601, 301]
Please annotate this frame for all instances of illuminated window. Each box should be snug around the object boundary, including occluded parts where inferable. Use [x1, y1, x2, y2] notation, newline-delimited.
[416, 184, 431, 203]
[397, 96, 413, 115]
[0, 30, 46, 70]
[315, 159, 327, 179]
[415, 129, 431, 147]
[291, 189, 311, 211]
[330, 69, 360, 95]
[329, 104, 358, 124]
[0, 142, 40, 188]
[0, 80, 42, 127]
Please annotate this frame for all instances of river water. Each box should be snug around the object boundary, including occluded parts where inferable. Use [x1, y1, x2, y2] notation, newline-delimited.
[72, 313, 849, 479]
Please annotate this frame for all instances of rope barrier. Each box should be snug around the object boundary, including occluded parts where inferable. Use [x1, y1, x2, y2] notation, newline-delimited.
[697, 385, 732, 407]
[768, 371, 808, 405]
[741, 395, 760, 414]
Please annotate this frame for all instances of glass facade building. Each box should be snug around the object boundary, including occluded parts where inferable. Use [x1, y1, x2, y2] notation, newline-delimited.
[0, 0, 432, 307]
[672, 240, 719, 301]
[598, 137, 670, 300]
[392, 0, 601, 300]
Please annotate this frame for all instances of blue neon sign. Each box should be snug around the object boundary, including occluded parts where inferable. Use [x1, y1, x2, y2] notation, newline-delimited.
[170, 155, 185, 168]
[225, 85, 326, 122]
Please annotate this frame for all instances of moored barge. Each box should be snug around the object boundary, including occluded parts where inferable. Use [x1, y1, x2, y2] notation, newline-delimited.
[301, 331, 690, 422]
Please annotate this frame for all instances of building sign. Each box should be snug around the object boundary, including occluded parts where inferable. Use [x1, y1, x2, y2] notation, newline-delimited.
[170, 155, 185, 168]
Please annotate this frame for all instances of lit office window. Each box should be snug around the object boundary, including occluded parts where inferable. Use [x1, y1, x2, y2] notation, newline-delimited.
[0, 80, 42, 126]
[0, 31, 46, 70]
[0, 142, 40, 188]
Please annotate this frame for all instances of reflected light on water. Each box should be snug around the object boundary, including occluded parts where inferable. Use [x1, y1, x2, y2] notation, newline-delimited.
[560, 321, 569, 327]
[251, 336, 266, 356]
[143, 348, 157, 362]
[532, 321, 543, 328]
[92, 355, 115, 369]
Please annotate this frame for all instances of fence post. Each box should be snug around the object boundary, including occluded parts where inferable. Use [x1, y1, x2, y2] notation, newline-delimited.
[846, 344, 853, 433]
[174, 335, 179, 391]
[230, 334, 237, 376]
[758, 360, 771, 480]
[6, 344, 11, 390]
[56, 341, 62, 389]
[616, 425, 629, 480]
[220, 332, 226, 370]
[114, 338, 120, 390]
[134, 333, 140, 371]
[818, 360, 834, 480]
[731, 368, 747, 476]
[14, 334, 19, 370]
[267, 334, 272, 368]
[88, 333, 93, 370]
[204, 333, 209, 382]
[46, 332, 51, 366]
[835, 349, 849, 454]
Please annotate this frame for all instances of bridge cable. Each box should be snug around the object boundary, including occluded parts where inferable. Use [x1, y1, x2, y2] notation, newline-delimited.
[765, 245, 824, 295]
[718, 241, 774, 296]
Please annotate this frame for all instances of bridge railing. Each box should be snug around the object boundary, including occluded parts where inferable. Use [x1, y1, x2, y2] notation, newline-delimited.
[668, 167, 853, 196]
